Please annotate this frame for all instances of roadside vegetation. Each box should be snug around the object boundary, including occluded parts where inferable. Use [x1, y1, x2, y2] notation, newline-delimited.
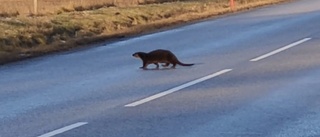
[0, 0, 288, 64]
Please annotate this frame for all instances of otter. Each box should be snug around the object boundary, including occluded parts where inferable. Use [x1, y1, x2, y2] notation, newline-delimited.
[132, 49, 194, 69]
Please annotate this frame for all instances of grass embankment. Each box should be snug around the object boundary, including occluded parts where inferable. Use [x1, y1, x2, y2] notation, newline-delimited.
[0, 0, 288, 64]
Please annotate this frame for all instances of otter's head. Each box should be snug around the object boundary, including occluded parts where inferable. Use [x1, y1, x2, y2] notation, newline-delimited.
[132, 52, 145, 59]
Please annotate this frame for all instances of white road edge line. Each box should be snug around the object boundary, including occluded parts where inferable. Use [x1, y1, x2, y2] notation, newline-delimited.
[37, 122, 88, 137]
[125, 69, 233, 107]
[250, 38, 312, 62]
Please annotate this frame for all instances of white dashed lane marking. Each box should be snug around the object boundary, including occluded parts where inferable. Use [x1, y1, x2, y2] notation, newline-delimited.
[250, 38, 311, 62]
[37, 122, 88, 137]
[125, 69, 233, 107]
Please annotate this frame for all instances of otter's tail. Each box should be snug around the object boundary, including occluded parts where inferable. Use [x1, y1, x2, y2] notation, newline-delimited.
[177, 61, 194, 66]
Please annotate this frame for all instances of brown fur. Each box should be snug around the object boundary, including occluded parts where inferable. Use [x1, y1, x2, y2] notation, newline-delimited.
[132, 49, 194, 69]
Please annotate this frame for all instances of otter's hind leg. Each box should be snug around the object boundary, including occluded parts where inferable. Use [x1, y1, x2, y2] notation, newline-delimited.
[171, 63, 176, 69]
[162, 63, 170, 67]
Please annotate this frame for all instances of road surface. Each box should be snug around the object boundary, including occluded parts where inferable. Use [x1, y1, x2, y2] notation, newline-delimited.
[1, 0, 320, 136]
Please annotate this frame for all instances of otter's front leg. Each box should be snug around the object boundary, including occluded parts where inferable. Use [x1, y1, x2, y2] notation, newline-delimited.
[140, 61, 148, 69]
[154, 63, 159, 69]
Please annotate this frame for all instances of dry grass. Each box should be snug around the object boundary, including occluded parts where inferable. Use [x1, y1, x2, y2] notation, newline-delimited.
[0, 0, 289, 65]
[0, 0, 181, 15]
[0, 0, 117, 15]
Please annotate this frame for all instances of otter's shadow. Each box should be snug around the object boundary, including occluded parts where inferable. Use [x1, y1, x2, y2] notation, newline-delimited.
[139, 62, 204, 71]
[141, 67, 175, 71]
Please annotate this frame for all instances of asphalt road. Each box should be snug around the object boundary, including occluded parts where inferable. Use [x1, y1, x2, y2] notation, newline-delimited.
[1, 0, 320, 137]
